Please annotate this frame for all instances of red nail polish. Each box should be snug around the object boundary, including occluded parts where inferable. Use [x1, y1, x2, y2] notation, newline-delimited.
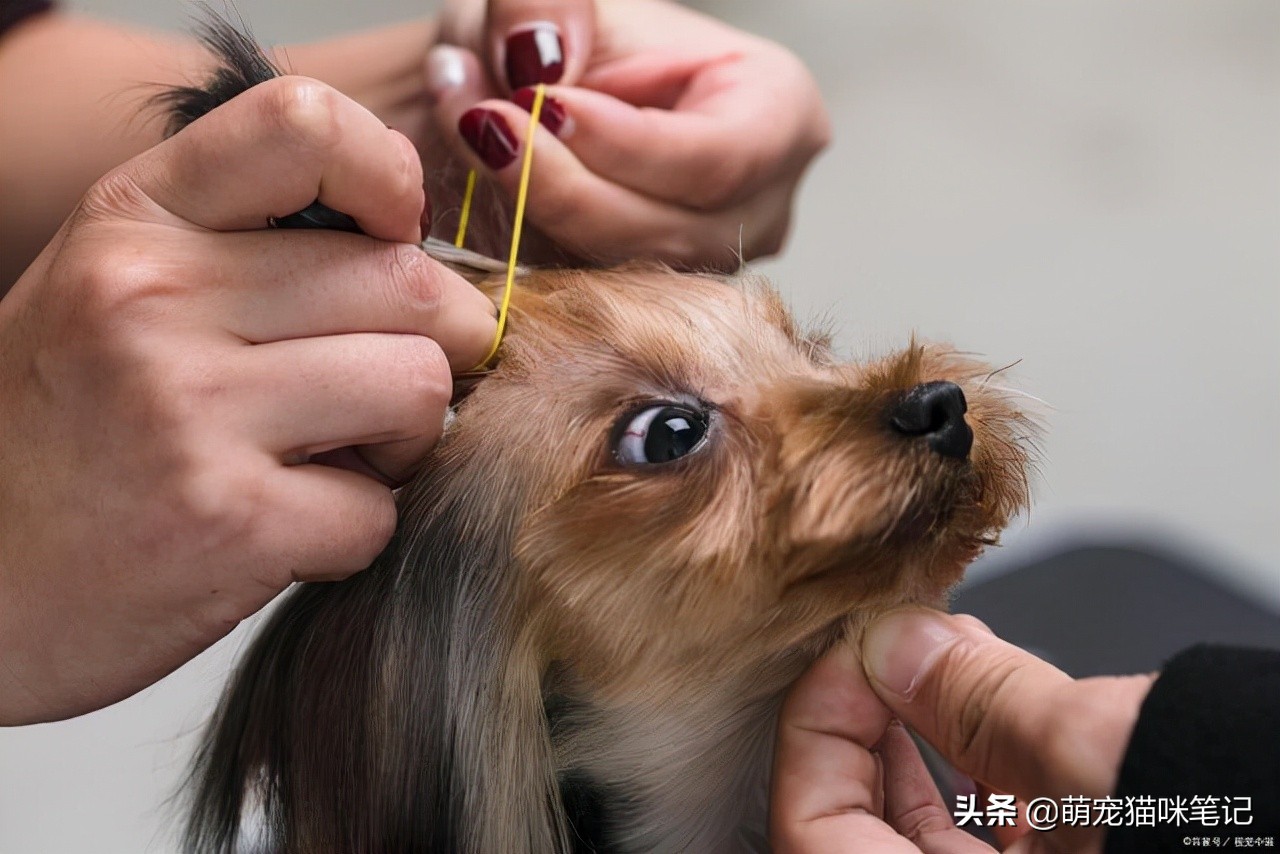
[511, 87, 567, 136]
[505, 25, 564, 90]
[458, 108, 518, 170]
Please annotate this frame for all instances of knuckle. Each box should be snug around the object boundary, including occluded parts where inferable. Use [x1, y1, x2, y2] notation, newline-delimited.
[321, 489, 398, 580]
[89, 339, 235, 461]
[936, 642, 1028, 774]
[256, 76, 341, 154]
[171, 458, 267, 549]
[748, 211, 792, 260]
[389, 130, 426, 206]
[66, 243, 178, 334]
[71, 247, 144, 312]
[397, 337, 452, 414]
[689, 155, 752, 211]
[756, 49, 831, 165]
[385, 244, 444, 316]
[808, 104, 834, 155]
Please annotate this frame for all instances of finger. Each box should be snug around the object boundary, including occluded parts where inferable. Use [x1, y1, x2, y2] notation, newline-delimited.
[201, 230, 496, 370]
[529, 76, 804, 210]
[974, 782, 1030, 850]
[256, 461, 397, 584]
[238, 332, 451, 483]
[771, 642, 917, 854]
[861, 608, 1074, 799]
[427, 43, 494, 109]
[438, 97, 743, 267]
[878, 724, 993, 854]
[124, 76, 425, 242]
[484, 0, 595, 91]
[579, 50, 730, 109]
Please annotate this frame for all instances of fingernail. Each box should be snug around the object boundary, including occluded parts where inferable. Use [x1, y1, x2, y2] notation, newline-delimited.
[862, 609, 961, 699]
[426, 45, 467, 102]
[511, 87, 570, 137]
[504, 23, 564, 89]
[458, 108, 518, 170]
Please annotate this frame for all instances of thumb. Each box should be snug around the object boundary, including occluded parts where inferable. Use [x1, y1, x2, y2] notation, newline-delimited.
[860, 608, 1074, 800]
[484, 0, 596, 92]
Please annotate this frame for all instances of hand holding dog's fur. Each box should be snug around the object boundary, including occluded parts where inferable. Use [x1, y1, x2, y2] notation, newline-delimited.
[426, 0, 830, 268]
[0, 75, 493, 724]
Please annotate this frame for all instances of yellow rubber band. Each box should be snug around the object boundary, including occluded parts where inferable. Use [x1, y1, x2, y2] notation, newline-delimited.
[471, 82, 544, 371]
[454, 169, 477, 248]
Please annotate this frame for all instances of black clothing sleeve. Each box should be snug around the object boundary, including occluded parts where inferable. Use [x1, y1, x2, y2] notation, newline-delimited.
[1105, 644, 1280, 852]
[0, 0, 52, 40]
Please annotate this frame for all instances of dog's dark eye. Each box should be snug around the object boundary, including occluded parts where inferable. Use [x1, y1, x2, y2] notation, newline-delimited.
[615, 405, 710, 466]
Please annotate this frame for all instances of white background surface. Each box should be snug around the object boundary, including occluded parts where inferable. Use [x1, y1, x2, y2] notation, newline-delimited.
[2, 1, 1277, 851]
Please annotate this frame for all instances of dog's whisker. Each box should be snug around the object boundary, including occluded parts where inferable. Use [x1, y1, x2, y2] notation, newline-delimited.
[983, 383, 1053, 409]
[979, 358, 1023, 384]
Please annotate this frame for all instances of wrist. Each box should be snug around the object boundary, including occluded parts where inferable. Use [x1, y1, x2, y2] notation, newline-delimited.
[0, 13, 205, 286]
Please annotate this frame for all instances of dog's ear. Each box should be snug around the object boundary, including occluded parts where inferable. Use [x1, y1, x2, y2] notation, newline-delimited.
[150, 11, 281, 136]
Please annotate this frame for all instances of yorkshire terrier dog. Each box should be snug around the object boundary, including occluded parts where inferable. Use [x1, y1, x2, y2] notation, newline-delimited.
[169, 20, 1035, 854]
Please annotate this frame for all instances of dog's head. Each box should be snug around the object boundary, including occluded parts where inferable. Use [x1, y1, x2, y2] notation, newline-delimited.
[186, 263, 1036, 854]
[165, 22, 1038, 853]
[435, 264, 1034, 701]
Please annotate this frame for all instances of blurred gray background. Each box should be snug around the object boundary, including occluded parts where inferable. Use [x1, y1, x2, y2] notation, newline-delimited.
[2, 1, 1277, 851]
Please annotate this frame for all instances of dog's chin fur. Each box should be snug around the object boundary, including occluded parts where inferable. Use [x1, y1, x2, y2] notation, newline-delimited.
[184, 264, 1036, 853]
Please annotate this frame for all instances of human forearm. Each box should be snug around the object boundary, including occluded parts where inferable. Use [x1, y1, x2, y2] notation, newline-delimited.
[0, 12, 438, 290]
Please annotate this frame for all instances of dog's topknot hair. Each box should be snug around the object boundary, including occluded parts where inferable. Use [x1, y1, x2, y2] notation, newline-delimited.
[152, 9, 281, 137]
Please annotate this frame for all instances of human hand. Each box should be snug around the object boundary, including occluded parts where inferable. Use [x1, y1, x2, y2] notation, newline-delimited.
[425, 0, 830, 268]
[771, 609, 1156, 853]
[0, 77, 495, 725]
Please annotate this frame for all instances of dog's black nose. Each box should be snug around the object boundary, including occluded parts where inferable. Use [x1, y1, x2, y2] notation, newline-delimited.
[889, 381, 973, 460]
